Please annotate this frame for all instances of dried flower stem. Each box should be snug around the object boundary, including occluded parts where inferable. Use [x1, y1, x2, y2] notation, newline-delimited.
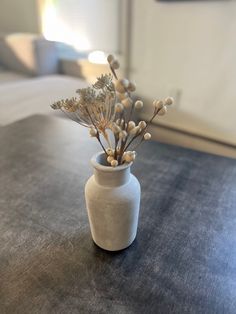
[124, 107, 161, 152]
[96, 134, 108, 156]
[86, 108, 108, 156]
[114, 137, 119, 160]
[102, 130, 112, 148]
[127, 103, 134, 129]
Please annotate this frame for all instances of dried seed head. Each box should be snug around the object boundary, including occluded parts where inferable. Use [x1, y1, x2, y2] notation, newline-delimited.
[120, 78, 129, 88]
[111, 60, 120, 70]
[153, 100, 164, 110]
[158, 105, 167, 116]
[111, 159, 118, 167]
[135, 100, 143, 109]
[130, 126, 141, 135]
[128, 121, 136, 132]
[115, 103, 124, 113]
[107, 156, 114, 163]
[89, 127, 97, 137]
[123, 151, 136, 162]
[122, 97, 133, 108]
[115, 80, 126, 93]
[106, 148, 114, 156]
[164, 97, 174, 106]
[130, 154, 136, 162]
[107, 54, 114, 64]
[127, 82, 136, 92]
[144, 133, 151, 140]
[138, 120, 147, 129]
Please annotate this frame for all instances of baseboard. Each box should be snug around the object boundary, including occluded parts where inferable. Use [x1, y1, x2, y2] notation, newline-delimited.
[148, 123, 236, 159]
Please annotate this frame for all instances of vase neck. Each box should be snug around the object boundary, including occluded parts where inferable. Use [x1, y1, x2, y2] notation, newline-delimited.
[94, 167, 130, 187]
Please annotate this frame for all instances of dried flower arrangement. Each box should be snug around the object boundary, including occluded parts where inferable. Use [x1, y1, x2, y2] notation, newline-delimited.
[51, 55, 173, 167]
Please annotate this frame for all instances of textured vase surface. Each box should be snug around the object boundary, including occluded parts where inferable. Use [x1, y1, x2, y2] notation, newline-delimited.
[85, 152, 141, 251]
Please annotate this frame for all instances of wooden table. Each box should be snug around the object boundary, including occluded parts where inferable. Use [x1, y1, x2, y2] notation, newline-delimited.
[1, 115, 236, 314]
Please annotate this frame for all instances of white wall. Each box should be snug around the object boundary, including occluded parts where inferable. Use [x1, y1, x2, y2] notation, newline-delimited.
[0, 0, 40, 34]
[41, 0, 119, 52]
[131, 0, 236, 145]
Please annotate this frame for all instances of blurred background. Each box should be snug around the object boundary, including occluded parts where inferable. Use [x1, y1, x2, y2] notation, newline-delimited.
[0, 0, 235, 157]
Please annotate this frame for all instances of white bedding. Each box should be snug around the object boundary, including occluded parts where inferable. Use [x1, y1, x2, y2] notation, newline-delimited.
[0, 75, 88, 126]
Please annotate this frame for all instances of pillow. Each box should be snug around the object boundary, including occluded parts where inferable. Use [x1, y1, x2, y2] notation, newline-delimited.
[0, 33, 59, 76]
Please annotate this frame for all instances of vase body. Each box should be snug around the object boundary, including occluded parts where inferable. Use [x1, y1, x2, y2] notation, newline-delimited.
[85, 152, 141, 251]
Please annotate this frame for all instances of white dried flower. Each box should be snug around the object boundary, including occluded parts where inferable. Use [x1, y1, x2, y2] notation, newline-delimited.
[110, 60, 120, 70]
[89, 127, 97, 137]
[120, 79, 129, 88]
[124, 154, 131, 163]
[138, 120, 147, 129]
[119, 130, 128, 140]
[144, 133, 151, 140]
[127, 82, 136, 92]
[106, 148, 114, 156]
[115, 80, 126, 93]
[130, 126, 141, 135]
[164, 97, 174, 106]
[115, 103, 124, 113]
[158, 105, 167, 116]
[107, 54, 114, 64]
[111, 159, 118, 167]
[135, 100, 143, 109]
[93, 74, 113, 90]
[128, 121, 136, 132]
[123, 151, 136, 162]
[122, 97, 133, 108]
[153, 100, 164, 109]
[107, 156, 114, 163]
[130, 154, 136, 162]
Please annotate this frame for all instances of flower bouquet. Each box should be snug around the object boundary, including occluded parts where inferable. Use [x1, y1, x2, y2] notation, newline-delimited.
[51, 54, 173, 166]
[51, 55, 173, 251]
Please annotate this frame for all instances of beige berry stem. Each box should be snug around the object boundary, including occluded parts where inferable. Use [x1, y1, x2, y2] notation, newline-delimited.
[86, 108, 108, 156]
[124, 107, 161, 152]
[110, 65, 118, 80]
[123, 134, 139, 152]
[118, 140, 126, 165]
[118, 95, 134, 159]
[126, 98, 134, 130]
[114, 139, 118, 160]
[96, 134, 108, 156]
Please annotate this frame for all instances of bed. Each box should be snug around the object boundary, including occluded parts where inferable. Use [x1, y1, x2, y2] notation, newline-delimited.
[0, 74, 87, 126]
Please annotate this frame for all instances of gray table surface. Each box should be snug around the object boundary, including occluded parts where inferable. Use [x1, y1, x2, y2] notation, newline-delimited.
[1, 114, 236, 314]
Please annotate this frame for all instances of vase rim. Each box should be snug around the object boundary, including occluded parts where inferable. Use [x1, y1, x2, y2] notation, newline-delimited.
[91, 151, 132, 172]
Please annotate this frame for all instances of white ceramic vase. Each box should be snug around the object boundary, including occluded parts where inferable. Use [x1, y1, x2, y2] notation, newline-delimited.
[85, 152, 141, 251]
